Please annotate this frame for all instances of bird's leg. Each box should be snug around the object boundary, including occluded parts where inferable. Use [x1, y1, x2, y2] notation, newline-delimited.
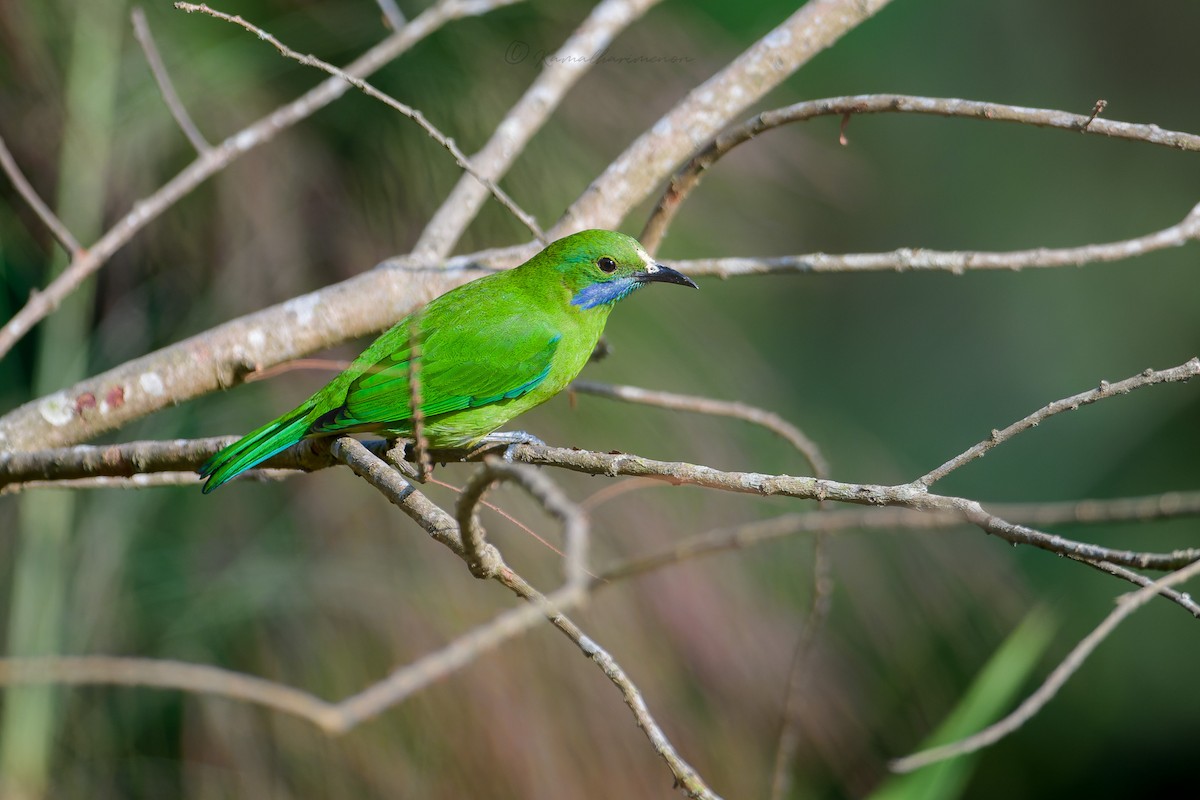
[467, 431, 547, 463]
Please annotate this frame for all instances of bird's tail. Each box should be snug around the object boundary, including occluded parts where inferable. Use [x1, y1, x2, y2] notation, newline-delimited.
[199, 404, 315, 493]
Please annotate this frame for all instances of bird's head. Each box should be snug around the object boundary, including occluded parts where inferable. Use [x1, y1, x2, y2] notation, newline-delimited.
[538, 229, 697, 310]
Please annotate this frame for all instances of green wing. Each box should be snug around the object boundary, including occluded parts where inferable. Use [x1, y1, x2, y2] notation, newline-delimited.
[312, 314, 562, 433]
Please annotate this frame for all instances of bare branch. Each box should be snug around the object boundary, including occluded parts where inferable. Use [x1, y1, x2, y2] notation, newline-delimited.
[572, 380, 829, 478]
[0, 133, 82, 256]
[641, 95, 1200, 251]
[890, 558, 1200, 773]
[415, 0, 664, 257]
[666, 200, 1200, 277]
[331, 438, 720, 797]
[177, 2, 546, 245]
[0, 0, 521, 363]
[131, 7, 210, 154]
[1073, 558, 1200, 618]
[919, 358, 1200, 486]
[556, 0, 895, 236]
[10, 435, 1200, 553]
[507, 444, 1200, 571]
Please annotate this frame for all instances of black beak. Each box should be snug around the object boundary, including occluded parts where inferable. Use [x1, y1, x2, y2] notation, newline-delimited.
[636, 264, 698, 289]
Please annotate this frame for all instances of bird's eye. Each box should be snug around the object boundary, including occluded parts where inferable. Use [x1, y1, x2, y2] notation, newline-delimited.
[597, 257, 617, 273]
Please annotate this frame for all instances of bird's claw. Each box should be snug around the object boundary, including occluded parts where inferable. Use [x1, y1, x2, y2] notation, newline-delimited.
[469, 430, 546, 462]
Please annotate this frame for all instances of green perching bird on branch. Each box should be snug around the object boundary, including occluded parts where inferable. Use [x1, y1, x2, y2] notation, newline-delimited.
[199, 229, 698, 492]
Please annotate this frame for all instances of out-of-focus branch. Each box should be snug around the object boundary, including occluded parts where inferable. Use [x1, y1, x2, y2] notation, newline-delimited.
[641, 95, 1200, 251]
[374, 0, 406, 31]
[890, 558, 1200, 773]
[991, 491, 1200, 526]
[178, 2, 545, 245]
[555, 0, 895, 236]
[131, 7, 210, 153]
[0, 133, 82, 256]
[0, 0, 523, 364]
[769, 535, 832, 800]
[415, 0, 663, 257]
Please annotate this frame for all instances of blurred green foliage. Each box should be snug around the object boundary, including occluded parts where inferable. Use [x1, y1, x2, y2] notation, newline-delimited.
[1, 0, 1199, 798]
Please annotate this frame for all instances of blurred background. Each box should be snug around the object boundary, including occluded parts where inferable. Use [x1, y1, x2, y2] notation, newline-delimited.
[2, 0, 1199, 797]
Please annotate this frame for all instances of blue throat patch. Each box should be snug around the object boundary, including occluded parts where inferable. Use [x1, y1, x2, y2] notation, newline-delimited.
[571, 277, 640, 310]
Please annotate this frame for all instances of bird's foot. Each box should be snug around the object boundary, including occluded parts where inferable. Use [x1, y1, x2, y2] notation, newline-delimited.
[468, 431, 547, 462]
[383, 438, 425, 481]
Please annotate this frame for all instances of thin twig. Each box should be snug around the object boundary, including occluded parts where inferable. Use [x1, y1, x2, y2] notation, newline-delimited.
[919, 358, 1200, 486]
[1070, 558, 1200, 618]
[430, 474, 581, 565]
[1082, 98, 1107, 131]
[0, 133, 82, 255]
[641, 94, 1200, 251]
[890, 558, 1200, 773]
[177, 2, 546, 245]
[457, 457, 590, 586]
[0, 0, 522, 364]
[571, 380, 829, 479]
[406, 313, 432, 481]
[132, 7, 210, 153]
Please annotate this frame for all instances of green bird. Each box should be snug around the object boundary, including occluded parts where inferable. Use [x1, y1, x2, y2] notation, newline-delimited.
[199, 229, 697, 492]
